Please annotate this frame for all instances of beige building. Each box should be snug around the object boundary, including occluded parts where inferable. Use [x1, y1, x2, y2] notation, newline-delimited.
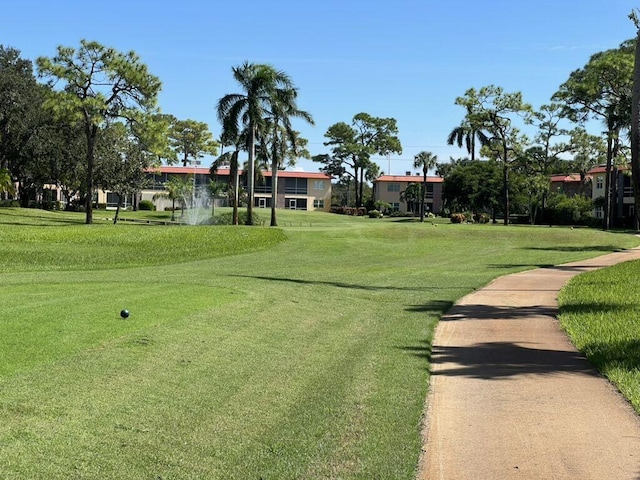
[588, 165, 633, 224]
[373, 174, 443, 214]
[114, 166, 332, 212]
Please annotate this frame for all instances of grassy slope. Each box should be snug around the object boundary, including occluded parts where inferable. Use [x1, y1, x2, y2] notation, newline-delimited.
[1, 208, 638, 479]
[559, 260, 640, 413]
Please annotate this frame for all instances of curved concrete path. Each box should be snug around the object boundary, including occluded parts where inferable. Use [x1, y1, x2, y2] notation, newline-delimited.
[418, 248, 640, 480]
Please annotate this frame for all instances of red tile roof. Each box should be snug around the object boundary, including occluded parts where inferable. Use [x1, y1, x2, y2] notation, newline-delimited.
[374, 175, 443, 183]
[148, 165, 331, 179]
[550, 174, 582, 183]
[587, 164, 629, 174]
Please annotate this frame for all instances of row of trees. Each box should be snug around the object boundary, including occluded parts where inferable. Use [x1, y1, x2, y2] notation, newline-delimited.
[3, 22, 640, 229]
[0, 41, 222, 224]
[441, 27, 640, 229]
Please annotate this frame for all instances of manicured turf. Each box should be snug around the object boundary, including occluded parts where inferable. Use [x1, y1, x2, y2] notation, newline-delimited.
[1, 207, 638, 479]
[559, 260, 640, 413]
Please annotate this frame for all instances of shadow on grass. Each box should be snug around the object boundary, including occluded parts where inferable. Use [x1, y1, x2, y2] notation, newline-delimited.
[405, 300, 454, 314]
[0, 210, 86, 226]
[227, 275, 466, 292]
[428, 342, 598, 379]
[524, 245, 621, 253]
[582, 339, 640, 373]
[487, 263, 555, 269]
[560, 302, 633, 316]
[398, 341, 432, 362]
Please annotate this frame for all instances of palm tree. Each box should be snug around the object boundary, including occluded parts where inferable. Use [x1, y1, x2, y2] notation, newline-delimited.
[212, 129, 245, 226]
[413, 151, 438, 222]
[217, 62, 298, 225]
[447, 107, 490, 161]
[400, 183, 422, 215]
[0, 168, 15, 197]
[265, 88, 314, 226]
[153, 175, 191, 222]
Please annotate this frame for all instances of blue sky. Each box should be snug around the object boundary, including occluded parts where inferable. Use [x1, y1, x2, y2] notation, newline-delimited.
[1, 0, 637, 174]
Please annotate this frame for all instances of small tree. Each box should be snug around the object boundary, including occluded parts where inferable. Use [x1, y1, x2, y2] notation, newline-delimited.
[37, 40, 161, 224]
[95, 123, 154, 224]
[153, 175, 191, 221]
[0, 167, 15, 197]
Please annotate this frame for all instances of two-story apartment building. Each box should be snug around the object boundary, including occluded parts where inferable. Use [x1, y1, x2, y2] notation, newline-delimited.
[121, 166, 332, 212]
[373, 173, 443, 214]
[588, 164, 633, 224]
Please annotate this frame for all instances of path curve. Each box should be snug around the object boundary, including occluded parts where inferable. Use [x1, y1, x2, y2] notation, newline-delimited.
[418, 248, 640, 480]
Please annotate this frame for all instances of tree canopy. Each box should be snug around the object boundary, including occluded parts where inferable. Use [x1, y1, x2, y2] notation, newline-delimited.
[454, 85, 534, 225]
[36, 39, 162, 223]
[314, 112, 401, 208]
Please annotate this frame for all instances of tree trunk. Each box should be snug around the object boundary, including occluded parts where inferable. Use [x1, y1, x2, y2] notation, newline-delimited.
[633, 27, 640, 231]
[270, 160, 278, 227]
[233, 168, 239, 225]
[171, 198, 176, 222]
[246, 125, 256, 225]
[85, 124, 98, 225]
[113, 193, 121, 225]
[503, 149, 510, 226]
[359, 167, 365, 208]
[353, 166, 360, 208]
[420, 175, 426, 222]
[604, 134, 613, 231]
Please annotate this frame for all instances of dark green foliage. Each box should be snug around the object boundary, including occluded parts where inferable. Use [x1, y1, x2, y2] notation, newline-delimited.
[545, 193, 594, 225]
[138, 199, 155, 211]
[442, 160, 502, 215]
[216, 211, 263, 225]
[368, 209, 381, 218]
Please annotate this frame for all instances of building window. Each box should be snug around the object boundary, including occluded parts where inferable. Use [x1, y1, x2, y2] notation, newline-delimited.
[426, 183, 434, 199]
[391, 202, 400, 211]
[595, 206, 603, 218]
[285, 177, 307, 194]
[255, 177, 272, 194]
[313, 180, 325, 190]
[285, 197, 308, 210]
[313, 199, 324, 209]
[596, 176, 603, 189]
[387, 183, 400, 192]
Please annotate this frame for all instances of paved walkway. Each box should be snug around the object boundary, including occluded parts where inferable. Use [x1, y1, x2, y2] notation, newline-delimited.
[418, 248, 640, 480]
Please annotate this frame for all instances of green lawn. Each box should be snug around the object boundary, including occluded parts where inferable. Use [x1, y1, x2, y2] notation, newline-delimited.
[1, 207, 638, 479]
[559, 260, 640, 413]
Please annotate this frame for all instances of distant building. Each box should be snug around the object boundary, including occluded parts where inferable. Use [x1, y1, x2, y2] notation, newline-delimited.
[373, 173, 443, 214]
[549, 173, 588, 198]
[587, 164, 633, 224]
[116, 166, 332, 212]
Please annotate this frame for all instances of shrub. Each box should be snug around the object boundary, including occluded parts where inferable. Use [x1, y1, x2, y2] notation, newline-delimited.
[138, 200, 156, 211]
[330, 206, 350, 215]
[546, 193, 593, 226]
[96, 203, 107, 210]
[368, 209, 382, 218]
[215, 211, 263, 225]
[473, 213, 490, 224]
[450, 213, 466, 224]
